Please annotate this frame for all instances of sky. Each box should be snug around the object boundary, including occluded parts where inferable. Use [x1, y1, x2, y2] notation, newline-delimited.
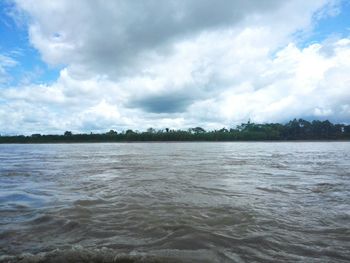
[0, 0, 349, 135]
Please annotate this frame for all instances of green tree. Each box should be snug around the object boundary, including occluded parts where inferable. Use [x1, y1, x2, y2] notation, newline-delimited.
[64, 131, 72, 136]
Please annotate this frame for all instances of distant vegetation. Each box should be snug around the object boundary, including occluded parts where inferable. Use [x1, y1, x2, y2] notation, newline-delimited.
[1, 119, 350, 143]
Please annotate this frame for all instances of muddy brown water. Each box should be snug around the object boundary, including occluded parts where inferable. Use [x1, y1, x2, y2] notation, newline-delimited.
[0, 142, 349, 262]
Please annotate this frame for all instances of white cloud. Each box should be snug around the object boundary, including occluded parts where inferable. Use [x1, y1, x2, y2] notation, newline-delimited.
[14, 0, 332, 76]
[0, 54, 17, 84]
[0, 0, 349, 134]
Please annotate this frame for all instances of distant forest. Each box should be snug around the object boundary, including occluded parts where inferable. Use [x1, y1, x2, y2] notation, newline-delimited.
[1, 119, 350, 143]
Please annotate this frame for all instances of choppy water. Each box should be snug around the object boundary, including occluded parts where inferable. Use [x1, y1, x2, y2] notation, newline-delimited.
[0, 142, 349, 263]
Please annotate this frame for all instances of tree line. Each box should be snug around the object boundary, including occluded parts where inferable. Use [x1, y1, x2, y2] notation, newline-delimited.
[1, 119, 350, 143]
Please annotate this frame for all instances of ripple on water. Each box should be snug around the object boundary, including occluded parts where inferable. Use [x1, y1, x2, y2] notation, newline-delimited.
[0, 142, 350, 262]
[0, 247, 223, 263]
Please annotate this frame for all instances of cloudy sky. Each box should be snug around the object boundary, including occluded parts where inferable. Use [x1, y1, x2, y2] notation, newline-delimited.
[0, 0, 349, 134]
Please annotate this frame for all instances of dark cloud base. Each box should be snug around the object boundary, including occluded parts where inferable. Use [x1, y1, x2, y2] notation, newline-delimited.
[128, 93, 195, 113]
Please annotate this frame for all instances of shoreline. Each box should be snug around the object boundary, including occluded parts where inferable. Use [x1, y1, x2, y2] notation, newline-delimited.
[1, 140, 350, 144]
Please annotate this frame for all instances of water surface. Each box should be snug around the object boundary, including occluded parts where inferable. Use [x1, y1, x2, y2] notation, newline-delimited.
[0, 142, 349, 262]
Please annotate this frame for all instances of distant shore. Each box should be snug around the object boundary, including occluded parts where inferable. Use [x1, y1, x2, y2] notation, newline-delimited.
[1, 119, 349, 143]
[1, 139, 350, 144]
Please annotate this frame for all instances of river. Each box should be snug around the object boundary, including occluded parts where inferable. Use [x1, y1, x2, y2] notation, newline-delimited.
[0, 142, 349, 262]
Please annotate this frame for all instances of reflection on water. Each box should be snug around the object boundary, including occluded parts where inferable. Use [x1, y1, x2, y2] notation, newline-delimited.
[0, 142, 350, 262]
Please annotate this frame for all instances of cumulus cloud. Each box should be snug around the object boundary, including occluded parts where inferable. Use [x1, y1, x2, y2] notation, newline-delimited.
[0, 0, 349, 134]
[14, 0, 284, 74]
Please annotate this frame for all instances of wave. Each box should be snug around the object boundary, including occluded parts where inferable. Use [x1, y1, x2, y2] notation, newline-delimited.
[0, 247, 220, 263]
